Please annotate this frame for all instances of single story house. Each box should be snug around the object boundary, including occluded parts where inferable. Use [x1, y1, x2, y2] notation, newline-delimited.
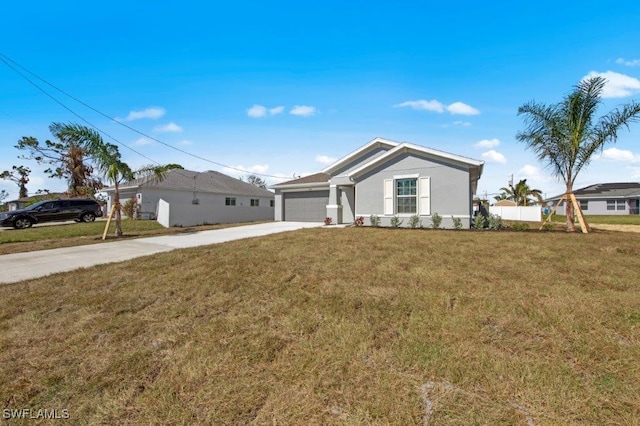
[103, 169, 274, 226]
[547, 183, 640, 215]
[271, 137, 484, 228]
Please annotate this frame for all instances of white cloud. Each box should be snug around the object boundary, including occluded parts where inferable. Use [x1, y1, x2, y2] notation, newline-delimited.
[133, 137, 152, 146]
[290, 105, 317, 117]
[269, 106, 285, 115]
[583, 70, 640, 98]
[154, 122, 183, 133]
[616, 57, 640, 67]
[222, 164, 270, 178]
[453, 120, 472, 127]
[394, 99, 479, 115]
[247, 104, 284, 118]
[597, 147, 639, 162]
[474, 138, 500, 149]
[394, 100, 444, 113]
[178, 140, 193, 146]
[247, 105, 267, 118]
[126, 107, 166, 121]
[315, 155, 337, 165]
[517, 165, 543, 180]
[446, 102, 480, 115]
[481, 150, 506, 163]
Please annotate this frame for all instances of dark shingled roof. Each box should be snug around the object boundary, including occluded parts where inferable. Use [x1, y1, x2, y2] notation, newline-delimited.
[108, 169, 273, 197]
[273, 172, 331, 186]
[549, 182, 640, 200]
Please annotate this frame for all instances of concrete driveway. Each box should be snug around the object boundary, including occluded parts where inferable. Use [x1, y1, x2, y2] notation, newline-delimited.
[0, 222, 324, 284]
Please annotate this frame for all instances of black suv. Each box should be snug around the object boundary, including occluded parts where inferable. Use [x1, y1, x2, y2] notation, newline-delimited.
[0, 199, 104, 229]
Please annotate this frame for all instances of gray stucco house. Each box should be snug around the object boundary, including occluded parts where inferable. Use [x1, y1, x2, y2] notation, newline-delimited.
[547, 183, 640, 215]
[104, 169, 274, 226]
[271, 137, 484, 228]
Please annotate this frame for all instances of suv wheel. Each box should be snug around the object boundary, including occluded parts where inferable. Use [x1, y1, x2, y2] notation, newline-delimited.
[14, 217, 34, 229]
[81, 212, 96, 223]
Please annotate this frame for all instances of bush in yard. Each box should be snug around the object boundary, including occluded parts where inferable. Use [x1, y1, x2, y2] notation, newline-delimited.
[452, 216, 463, 230]
[390, 215, 403, 228]
[354, 216, 364, 226]
[472, 214, 486, 229]
[512, 222, 529, 231]
[430, 212, 442, 229]
[122, 195, 139, 219]
[408, 214, 422, 228]
[324, 217, 333, 226]
[487, 213, 503, 230]
[369, 214, 380, 227]
[542, 222, 554, 231]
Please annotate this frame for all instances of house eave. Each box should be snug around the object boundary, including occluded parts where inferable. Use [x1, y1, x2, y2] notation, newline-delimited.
[270, 181, 330, 190]
[321, 137, 399, 174]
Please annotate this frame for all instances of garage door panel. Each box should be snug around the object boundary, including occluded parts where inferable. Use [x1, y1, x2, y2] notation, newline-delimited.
[284, 191, 329, 222]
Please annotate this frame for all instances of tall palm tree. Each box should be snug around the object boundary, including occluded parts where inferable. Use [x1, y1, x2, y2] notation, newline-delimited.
[517, 76, 640, 231]
[499, 179, 544, 206]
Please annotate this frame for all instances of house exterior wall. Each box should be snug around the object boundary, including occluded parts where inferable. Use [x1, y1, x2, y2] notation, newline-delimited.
[354, 152, 473, 228]
[108, 188, 274, 225]
[554, 198, 636, 215]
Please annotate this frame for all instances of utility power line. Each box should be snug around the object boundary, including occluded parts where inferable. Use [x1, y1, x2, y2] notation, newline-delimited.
[0, 53, 288, 180]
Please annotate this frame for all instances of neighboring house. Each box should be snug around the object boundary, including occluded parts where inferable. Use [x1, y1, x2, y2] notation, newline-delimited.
[103, 169, 274, 226]
[6, 193, 67, 211]
[271, 137, 484, 228]
[492, 199, 517, 207]
[547, 183, 640, 215]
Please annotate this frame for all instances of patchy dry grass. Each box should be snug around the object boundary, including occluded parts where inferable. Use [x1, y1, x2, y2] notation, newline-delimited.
[1, 228, 639, 424]
[0, 220, 270, 255]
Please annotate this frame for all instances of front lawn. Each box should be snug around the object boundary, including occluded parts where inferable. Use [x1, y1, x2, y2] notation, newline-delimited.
[1, 228, 639, 424]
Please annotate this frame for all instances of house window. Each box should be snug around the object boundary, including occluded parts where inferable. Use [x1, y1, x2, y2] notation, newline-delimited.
[270, 200, 274, 207]
[250, 199, 259, 207]
[607, 199, 625, 211]
[225, 197, 236, 206]
[579, 200, 588, 211]
[396, 178, 417, 214]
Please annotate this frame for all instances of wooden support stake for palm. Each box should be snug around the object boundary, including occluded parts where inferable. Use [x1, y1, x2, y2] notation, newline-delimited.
[568, 192, 590, 234]
[102, 203, 118, 240]
[539, 195, 565, 230]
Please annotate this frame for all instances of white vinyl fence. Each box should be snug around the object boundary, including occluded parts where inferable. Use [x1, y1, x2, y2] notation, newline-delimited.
[489, 206, 541, 222]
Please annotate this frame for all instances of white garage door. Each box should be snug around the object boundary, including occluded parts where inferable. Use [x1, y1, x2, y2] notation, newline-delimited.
[283, 191, 329, 222]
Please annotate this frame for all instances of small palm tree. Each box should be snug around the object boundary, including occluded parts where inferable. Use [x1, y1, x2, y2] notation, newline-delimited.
[517, 76, 640, 231]
[499, 179, 543, 206]
[53, 123, 169, 237]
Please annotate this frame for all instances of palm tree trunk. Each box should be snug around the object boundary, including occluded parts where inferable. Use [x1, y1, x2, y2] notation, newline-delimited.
[565, 187, 576, 232]
[114, 181, 123, 237]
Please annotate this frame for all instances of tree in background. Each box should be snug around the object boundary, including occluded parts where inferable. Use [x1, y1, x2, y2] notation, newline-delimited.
[0, 165, 30, 198]
[499, 179, 544, 206]
[16, 122, 103, 197]
[54, 123, 169, 237]
[244, 174, 267, 188]
[517, 76, 640, 231]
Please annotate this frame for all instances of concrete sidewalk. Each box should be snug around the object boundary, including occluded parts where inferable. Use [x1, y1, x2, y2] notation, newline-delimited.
[0, 222, 324, 284]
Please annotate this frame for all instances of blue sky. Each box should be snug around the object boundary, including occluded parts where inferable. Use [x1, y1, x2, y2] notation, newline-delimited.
[2, 1, 640, 201]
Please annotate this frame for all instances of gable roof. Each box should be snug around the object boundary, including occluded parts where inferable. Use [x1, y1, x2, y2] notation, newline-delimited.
[321, 137, 399, 174]
[107, 169, 273, 197]
[548, 182, 640, 200]
[346, 142, 484, 179]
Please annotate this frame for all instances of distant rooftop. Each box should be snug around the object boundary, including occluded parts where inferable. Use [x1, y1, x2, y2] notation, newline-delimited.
[548, 182, 640, 200]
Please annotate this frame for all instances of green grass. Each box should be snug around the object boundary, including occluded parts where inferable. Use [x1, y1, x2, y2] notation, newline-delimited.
[0, 219, 269, 255]
[1, 228, 639, 424]
[0, 220, 165, 244]
[550, 214, 640, 225]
